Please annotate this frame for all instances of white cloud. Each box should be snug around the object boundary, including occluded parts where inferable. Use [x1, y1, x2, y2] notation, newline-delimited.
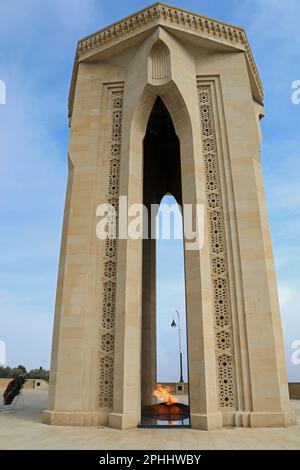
[278, 283, 296, 308]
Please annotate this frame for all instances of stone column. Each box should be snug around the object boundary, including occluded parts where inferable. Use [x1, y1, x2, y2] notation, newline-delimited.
[141, 237, 157, 407]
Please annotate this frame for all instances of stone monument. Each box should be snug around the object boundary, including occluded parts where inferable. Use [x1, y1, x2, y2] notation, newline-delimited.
[43, 3, 295, 430]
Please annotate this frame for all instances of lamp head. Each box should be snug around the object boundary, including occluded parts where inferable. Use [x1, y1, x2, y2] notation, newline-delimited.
[171, 319, 176, 328]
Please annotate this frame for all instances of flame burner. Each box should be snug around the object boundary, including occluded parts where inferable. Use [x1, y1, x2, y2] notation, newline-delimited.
[144, 402, 189, 421]
[139, 402, 190, 428]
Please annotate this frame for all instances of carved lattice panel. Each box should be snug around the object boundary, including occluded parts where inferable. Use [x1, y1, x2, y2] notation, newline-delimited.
[99, 90, 123, 409]
[198, 85, 235, 409]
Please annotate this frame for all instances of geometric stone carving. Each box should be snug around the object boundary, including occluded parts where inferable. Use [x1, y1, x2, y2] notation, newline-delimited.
[101, 333, 115, 353]
[198, 85, 235, 409]
[102, 281, 116, 330]
[99, 356, 114, 408]
[98, 90, 124, 410]
[217, 354, 235, 408]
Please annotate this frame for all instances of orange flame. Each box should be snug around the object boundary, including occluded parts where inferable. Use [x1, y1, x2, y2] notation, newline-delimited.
[153, 384, 177, 406]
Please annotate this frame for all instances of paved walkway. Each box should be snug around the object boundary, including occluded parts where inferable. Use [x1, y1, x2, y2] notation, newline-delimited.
[0, 391, 299, 450]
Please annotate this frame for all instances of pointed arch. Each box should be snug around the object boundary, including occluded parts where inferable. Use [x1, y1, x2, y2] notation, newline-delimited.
[129, 81, 194, 178]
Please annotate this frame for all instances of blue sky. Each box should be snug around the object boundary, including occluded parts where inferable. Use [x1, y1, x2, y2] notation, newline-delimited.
[0, 0, 299, 381]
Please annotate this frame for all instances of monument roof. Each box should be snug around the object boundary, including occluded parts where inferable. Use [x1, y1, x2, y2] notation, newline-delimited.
[69, 2, 263, 116]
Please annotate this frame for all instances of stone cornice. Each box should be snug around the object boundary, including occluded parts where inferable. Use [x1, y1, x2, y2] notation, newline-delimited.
[68, 2, 263, 117]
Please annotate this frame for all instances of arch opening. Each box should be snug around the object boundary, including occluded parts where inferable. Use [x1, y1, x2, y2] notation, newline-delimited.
[140, 97, 190, 427]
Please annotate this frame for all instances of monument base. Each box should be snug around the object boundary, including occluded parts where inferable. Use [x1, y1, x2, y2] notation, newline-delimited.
[190, 412, 223, 430]
[249, 410, 296, 428]
[42, 409, 109, 426]
[109, 412, 141, 430]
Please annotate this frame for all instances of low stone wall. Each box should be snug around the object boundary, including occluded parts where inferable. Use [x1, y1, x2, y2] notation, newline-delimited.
[0, 378, 48, 390]
[289, 383, 300, 399]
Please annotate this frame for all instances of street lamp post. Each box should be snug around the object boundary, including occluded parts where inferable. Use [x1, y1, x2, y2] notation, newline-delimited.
[171, 310, 184, 383]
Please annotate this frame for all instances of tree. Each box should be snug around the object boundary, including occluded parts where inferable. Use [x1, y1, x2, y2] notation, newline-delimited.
[27, 367, 49, 382]
[0, 365, 50, 382]
[0, 366, 12, 378]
